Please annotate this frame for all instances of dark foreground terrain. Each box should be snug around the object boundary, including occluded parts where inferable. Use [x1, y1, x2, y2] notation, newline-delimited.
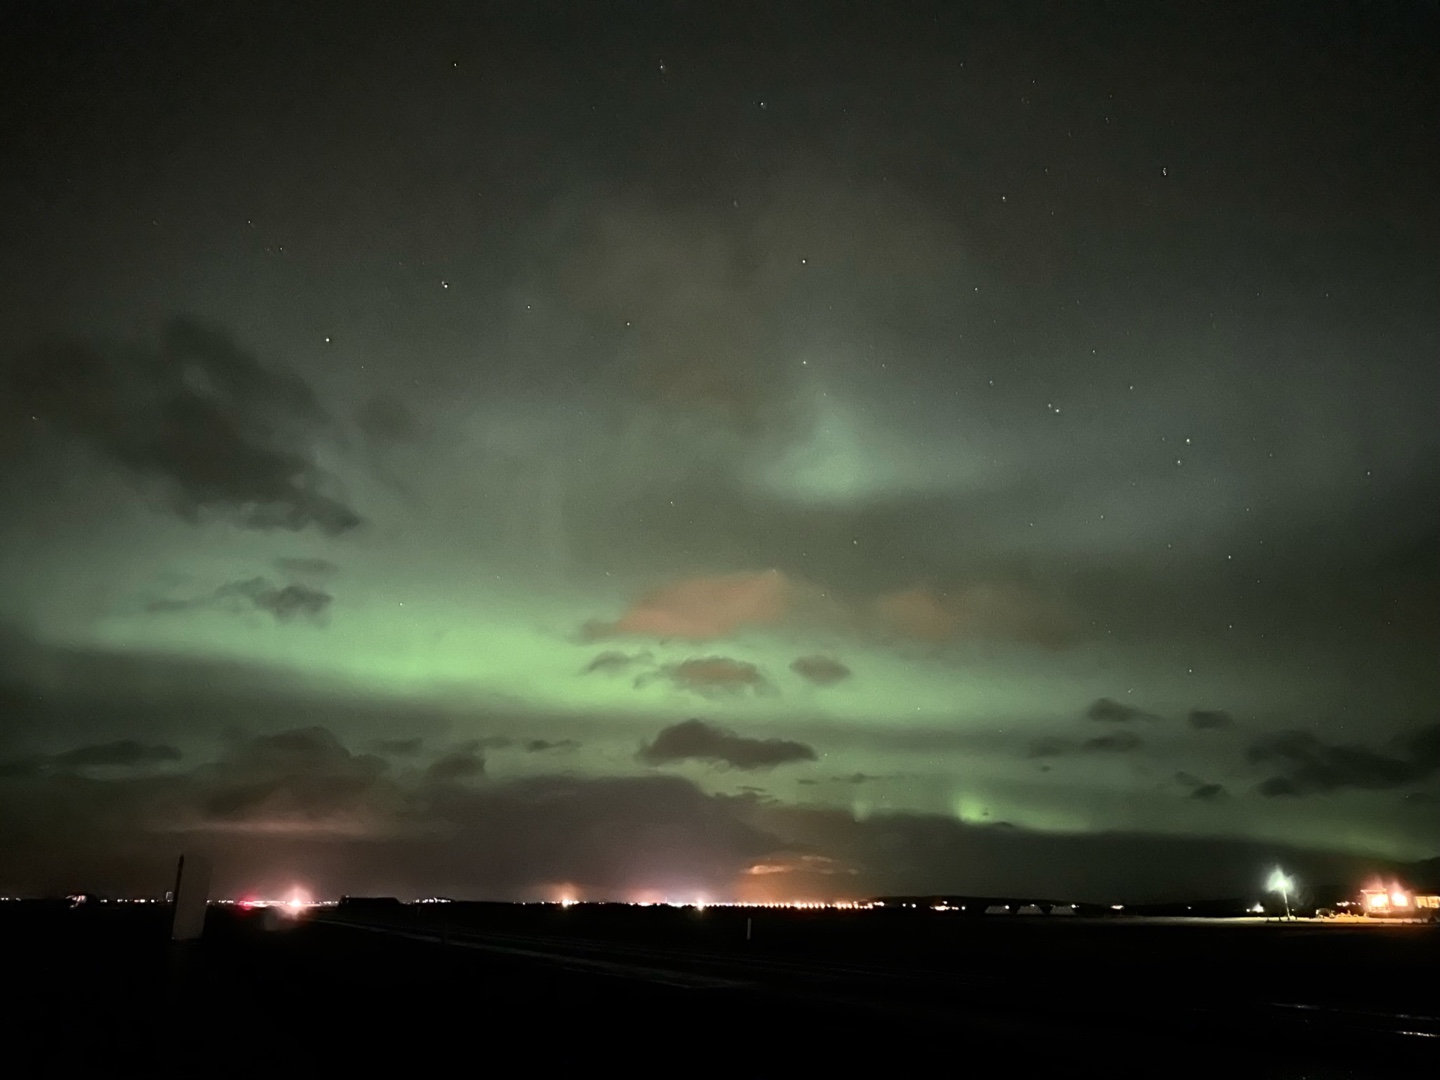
[6, 901, 1436, 1076]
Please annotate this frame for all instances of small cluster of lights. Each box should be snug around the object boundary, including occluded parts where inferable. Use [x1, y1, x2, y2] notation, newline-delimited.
[214, 898, 336, 910]
[533, 899, 1104, 913]
[696, 900, 873, 910]
[539, 899, 876, 910]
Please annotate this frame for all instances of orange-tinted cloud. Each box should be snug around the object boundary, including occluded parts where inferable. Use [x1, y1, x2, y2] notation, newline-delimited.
[588, 570, 1075, 649]
[873, 588, 957, 641]
[743, 853, 852, 876]
[588, 569, 797, 641]
[873, 584, 1076, 649]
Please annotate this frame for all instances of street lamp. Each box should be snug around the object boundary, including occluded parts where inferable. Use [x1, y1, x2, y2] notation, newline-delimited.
[1266, 868, 1294, 920]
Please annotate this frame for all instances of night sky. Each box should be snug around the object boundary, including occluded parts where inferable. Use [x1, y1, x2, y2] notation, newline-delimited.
[1, 1, 1435, 903]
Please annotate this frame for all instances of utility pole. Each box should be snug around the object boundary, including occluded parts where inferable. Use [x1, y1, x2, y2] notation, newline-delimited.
[1267, 867, 1294, 921]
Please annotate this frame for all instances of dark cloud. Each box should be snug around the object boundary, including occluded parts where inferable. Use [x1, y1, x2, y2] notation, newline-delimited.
[4, 318, 359, 533]
[51, 740, 182, 770]
[1086, 698, 1158, 723]
[524, 739, 579, 753]
[583, 650, 650, 675]
[0, 739, 182, 777]
[1174, 772, 1225, 800]
[645, 657, 771, 697]
[426, 748, 486, 783]
[373, 738, 424, 757]
[816, 772, 906, 785]
[275, 557, 339, 578]
[789, 655, 852, 686]
[1188, 709, 1235, 731]
[638, 719, 816, 770]
[1026, 736, 1073, 759]
[1028, 732, 1144, 758]
[241, 580, 333, 621]
[1083, 732, 1145, 754]
[196, 727, 391, 825]
[147, 576, 333, 623]
[1249, 726, 1440, 796]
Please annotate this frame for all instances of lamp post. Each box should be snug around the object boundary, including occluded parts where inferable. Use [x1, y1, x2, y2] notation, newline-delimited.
[1266, 868, 1294, 920]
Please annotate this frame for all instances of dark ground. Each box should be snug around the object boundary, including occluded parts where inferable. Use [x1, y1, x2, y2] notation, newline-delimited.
[7, 901, 1436, 1076]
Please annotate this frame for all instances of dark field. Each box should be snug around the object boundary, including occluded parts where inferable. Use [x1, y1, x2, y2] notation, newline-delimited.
[7, 901, 1436, 1076]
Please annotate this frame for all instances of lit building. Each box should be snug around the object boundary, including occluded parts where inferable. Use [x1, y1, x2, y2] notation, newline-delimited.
[1360, 885, 1440, 919]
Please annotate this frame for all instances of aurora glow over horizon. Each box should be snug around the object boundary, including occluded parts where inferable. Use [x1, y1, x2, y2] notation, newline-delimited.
[0, 2, 1435, 903]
